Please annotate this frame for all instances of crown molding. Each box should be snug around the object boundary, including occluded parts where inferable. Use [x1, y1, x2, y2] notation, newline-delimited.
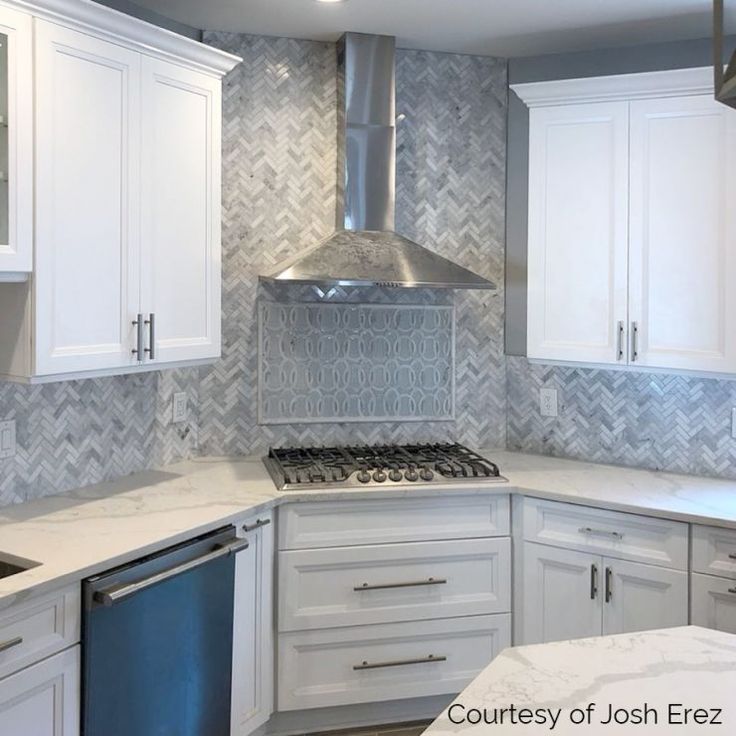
[511, 66, 715, 107]
[5, 0, 241, 76]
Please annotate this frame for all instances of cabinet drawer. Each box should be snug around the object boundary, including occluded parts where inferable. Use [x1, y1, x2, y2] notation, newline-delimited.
[278, 495, 510, 550]
[691, 572, 736, 634]
[0, 584, 80, 680]
[0, 646, 79, 735]
[521, 497, 688, 569]
[278, 538, 511, 632]
[692, 525, 736, 579]
[277, 614, 510, 711]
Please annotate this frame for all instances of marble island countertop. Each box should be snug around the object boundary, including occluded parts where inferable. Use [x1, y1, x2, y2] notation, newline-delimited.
[1, 449, 736, 608]
[423, 626, 736, 735]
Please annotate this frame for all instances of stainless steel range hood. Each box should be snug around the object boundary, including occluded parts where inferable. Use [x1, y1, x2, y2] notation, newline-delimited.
[260, 33, 495, 291]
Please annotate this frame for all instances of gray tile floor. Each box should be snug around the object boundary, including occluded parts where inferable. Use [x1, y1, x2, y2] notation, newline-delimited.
[310, 721, 431, 736]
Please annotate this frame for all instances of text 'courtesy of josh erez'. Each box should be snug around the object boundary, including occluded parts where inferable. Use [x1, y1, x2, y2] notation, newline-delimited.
[446, 703, 725, 730]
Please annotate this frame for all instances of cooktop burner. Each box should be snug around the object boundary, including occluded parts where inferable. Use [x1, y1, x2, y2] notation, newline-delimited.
[263, 443, 504, 491]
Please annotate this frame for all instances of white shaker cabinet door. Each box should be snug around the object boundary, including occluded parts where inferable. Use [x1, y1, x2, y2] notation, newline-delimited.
[601, 558, 687, 636]
[521, 542, 602, 645]
[692, 573, 736, 635]
[34, 20, 141, 375]
[0, 5, 32, 274]
[527, 101, 629, 365]
[0, 646, 80, 736]
[140, 57, 222, 365]
[629, 95, 736, 373]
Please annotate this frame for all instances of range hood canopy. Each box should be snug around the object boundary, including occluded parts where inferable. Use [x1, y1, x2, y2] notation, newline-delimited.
[260, 32, 495, 291]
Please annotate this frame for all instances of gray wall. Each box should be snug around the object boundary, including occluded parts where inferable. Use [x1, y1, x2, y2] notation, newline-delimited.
[92, 0, 201, 39]
[505, 35, 736, 355]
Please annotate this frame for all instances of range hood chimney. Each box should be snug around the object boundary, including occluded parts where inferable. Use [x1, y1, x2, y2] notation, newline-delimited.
[260, 32, 496, 290]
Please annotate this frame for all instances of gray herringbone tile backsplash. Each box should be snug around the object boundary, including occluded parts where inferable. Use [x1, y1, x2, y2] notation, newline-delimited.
[506, 356, 736, 479]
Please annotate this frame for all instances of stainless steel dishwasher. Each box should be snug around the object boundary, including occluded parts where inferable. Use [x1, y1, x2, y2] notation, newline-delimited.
[82, 526, 248, 736]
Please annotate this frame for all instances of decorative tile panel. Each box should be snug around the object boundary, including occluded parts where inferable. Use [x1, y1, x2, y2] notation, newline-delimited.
[258, 302, 455, 423]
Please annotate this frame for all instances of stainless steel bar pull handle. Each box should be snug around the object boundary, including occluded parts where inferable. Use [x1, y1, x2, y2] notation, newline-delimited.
[631, 321, 639, 362]
[144, 313, 155, 360]
[242, 518, 271, 533]
[0, 635, 23, 654]
[131, 314, 144, 360]
[93, 538, 250, 607]
[579, 527, 624, 540]
[353, 654, 446, 671]
[617, 321, 625, 361]
[590, 564, 598, 600]
[605, 567, 613, 603]
[354, 577, 448, 592]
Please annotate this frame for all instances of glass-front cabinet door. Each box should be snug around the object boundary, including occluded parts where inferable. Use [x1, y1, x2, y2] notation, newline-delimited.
[0, 6, 31, 275]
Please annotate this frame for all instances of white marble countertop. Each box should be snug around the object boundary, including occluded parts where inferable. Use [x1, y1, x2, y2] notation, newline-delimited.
[424, 626, 736, 734]
[1, 449, 736, 609]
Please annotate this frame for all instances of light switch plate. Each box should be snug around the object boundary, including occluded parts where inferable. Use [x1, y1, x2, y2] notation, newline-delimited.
[0, 420, 16, 459]
[540, 388, 558, 418]
[172, 392, 188, 424]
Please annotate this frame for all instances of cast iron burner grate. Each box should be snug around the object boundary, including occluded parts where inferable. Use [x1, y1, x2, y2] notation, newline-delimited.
[263, 443, 504, 491]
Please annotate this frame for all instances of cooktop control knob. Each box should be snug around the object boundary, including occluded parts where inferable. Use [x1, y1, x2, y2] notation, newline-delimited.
[404, 467, 419, 482]
[357, 469, 371, 483]
[388, 469, 403, 482]
[420, 467, 435, 482]
[373, 469, 387, 483]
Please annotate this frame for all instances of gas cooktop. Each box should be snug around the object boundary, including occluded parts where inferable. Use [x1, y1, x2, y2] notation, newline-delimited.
[263, 443, 505, 491]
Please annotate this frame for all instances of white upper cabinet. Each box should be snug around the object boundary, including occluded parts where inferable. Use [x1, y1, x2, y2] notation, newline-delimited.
[0, 4, 31, 276]
[34, 20, 141, 376]
[527, 102, 629, 364]
[140, 57, 222, 365]
[515, 67, 736, 376]
[629, 95, 736, 373]
[0, 1, 239, 382]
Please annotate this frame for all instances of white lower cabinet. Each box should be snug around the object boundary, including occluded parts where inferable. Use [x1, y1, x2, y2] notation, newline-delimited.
[518, 498, 689, 645]
[276, 496, 512, 715]
[522, 542, 688, 644]
[231, 512, 274, 736]
[691, 525, 736, 634]
[277, 614, 511, 711]
[0, 646, 79, 736]
[691, 573, 736, 634]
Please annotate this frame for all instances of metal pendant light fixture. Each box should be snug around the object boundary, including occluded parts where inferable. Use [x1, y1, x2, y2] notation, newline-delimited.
[714, 0, 736, 108]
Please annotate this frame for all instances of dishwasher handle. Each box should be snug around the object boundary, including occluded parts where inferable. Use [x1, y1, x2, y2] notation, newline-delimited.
[93, 538, 250, 607]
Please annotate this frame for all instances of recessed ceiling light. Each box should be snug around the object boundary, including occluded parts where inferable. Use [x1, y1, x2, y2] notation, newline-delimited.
[314, 0, 347, 4]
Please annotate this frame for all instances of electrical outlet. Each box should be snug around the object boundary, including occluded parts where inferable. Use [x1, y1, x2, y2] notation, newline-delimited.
[0, 420, 16, 459]
[172, 392, 188, 424]
[540, 388, 558, 418]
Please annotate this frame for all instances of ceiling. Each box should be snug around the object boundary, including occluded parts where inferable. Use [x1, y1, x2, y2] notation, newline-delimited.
[131, 0, 728, 57]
